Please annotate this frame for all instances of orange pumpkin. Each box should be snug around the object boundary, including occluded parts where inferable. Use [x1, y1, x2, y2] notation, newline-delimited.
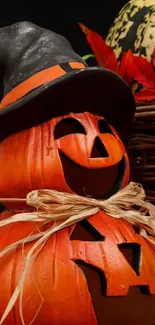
[0, 210, 155, 325]
[1, 112, 155, 325]
[0, 112, 129, 209]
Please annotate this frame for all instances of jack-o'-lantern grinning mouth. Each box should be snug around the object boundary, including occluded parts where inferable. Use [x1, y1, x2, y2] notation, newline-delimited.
[59, 150, 126, 199]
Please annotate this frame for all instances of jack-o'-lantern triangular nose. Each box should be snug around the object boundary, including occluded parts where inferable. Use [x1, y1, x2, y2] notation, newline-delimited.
[90, 136, 109, 158]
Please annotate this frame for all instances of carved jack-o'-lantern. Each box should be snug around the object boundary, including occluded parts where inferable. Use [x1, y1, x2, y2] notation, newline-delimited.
[0, 210, 155, 325]
[0, 112, 129, 206]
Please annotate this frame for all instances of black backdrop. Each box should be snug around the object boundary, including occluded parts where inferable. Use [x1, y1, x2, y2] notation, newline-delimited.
[0, 0, 128, 57]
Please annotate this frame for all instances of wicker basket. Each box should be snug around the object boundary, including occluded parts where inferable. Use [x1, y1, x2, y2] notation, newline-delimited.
[128, 103, 155, 203]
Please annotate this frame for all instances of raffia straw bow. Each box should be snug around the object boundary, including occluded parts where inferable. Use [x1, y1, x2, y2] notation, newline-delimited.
[0, 181, 155, 325]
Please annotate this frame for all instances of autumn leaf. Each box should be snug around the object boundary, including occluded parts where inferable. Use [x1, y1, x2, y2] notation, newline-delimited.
[132, 55, 155, 89]
[118, 50, 135, 85]
[79, 23, 118, 72]
[79, 23, 155, 102]
[135, 89, 155, 101]
[131, 50, 155, 101]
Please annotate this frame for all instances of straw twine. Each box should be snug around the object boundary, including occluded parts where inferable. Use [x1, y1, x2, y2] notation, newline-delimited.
[0, 181, 155, 325]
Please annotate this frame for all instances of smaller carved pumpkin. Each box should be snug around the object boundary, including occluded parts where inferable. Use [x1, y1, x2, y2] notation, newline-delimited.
[106, 0, 155, 61]
[0, 112, 129, 209]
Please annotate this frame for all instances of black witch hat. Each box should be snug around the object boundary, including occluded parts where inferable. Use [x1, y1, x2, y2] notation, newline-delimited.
[0, 21, 135, 141]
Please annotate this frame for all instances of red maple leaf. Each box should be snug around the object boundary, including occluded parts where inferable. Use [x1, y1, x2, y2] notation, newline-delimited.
[135, 89, 155, 101]
[79, 24, 134, 85]
[118, 50, 135, 85]
[79, 23, 155, 102]
[131, 49, 155, 101]
[132, 55, 155, 89]
[79, 23, 118, 72]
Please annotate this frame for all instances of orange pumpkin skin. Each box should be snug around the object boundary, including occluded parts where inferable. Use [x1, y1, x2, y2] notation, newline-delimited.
[0, 112, 129, 209]
[0, 112, 147, 325]
[0, 210, 155, 325]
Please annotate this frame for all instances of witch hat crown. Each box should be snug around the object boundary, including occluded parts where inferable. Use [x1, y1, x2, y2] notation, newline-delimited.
[0, 21, 135, 141]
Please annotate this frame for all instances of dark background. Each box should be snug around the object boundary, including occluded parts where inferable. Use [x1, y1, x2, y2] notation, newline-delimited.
[0, 0, 128, 57]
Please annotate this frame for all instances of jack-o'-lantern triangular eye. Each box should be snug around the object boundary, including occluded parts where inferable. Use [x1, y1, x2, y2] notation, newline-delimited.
[54, 118, 86, 139]
[90, 137, 109, 158]
[98, 119, 113, 134]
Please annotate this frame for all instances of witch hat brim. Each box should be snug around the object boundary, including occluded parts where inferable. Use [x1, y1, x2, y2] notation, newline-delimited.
[0, 62, 135, 141]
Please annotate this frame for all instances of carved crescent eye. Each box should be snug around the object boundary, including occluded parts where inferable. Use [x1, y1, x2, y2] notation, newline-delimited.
[98, 119, 113, 134]
[54, 118, 86, 139]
